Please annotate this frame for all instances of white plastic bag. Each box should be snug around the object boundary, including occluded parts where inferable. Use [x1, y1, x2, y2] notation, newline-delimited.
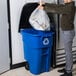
[29, 7, 50, 31]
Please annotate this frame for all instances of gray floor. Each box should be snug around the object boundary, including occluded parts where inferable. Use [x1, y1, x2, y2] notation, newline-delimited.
[0, 64, 76, 76]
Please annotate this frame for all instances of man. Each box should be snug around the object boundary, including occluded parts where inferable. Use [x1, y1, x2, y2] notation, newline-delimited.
[38, 0, 75, 76]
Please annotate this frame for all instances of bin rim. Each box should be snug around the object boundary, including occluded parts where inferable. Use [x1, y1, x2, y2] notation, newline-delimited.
[20, 29, 54, 37]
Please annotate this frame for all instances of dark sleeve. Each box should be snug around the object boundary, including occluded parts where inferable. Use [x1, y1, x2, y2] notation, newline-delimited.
[45, 3, 71, 14]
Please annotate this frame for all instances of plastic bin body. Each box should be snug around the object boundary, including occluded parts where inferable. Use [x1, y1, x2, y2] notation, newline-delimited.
[20, 29, 54, 75]
[28, 47, 52, 74]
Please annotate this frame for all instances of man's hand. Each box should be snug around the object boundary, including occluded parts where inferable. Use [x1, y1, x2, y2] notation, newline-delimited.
[64, 0, 72, 3]
[39, 0, 45, 6]
[37, 0, 45, 10]
[37, 5, 44, 10]
[64, 0, 68, 3]
[68, 0, 72, 3]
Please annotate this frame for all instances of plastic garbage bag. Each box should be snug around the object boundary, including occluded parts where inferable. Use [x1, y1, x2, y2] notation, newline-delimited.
[29, 6, 50, 31]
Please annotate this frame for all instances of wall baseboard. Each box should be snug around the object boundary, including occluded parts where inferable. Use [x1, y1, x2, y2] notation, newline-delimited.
[11, 61, 76, 70]
[11, 62, 26, 69]
[56, 61, 76, 68]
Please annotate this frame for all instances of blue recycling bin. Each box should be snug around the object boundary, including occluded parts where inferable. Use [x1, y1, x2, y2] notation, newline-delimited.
[20, 29, 54, 75]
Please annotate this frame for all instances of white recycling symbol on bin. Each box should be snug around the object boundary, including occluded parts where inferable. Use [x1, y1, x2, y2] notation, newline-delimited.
[43, 38, 49, 45]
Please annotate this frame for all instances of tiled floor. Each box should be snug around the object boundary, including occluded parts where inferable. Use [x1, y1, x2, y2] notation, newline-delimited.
[0, 65, 76, 76]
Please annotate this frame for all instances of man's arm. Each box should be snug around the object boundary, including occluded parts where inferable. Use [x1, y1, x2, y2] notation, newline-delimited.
[44, 3, 71, 14]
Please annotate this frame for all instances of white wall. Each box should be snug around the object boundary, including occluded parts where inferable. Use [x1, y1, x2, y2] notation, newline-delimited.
[0, 0, 10, 73]
[10, 0, 57, 64]
[10, 0, 26, 64]
[73, 1, 76, 46]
